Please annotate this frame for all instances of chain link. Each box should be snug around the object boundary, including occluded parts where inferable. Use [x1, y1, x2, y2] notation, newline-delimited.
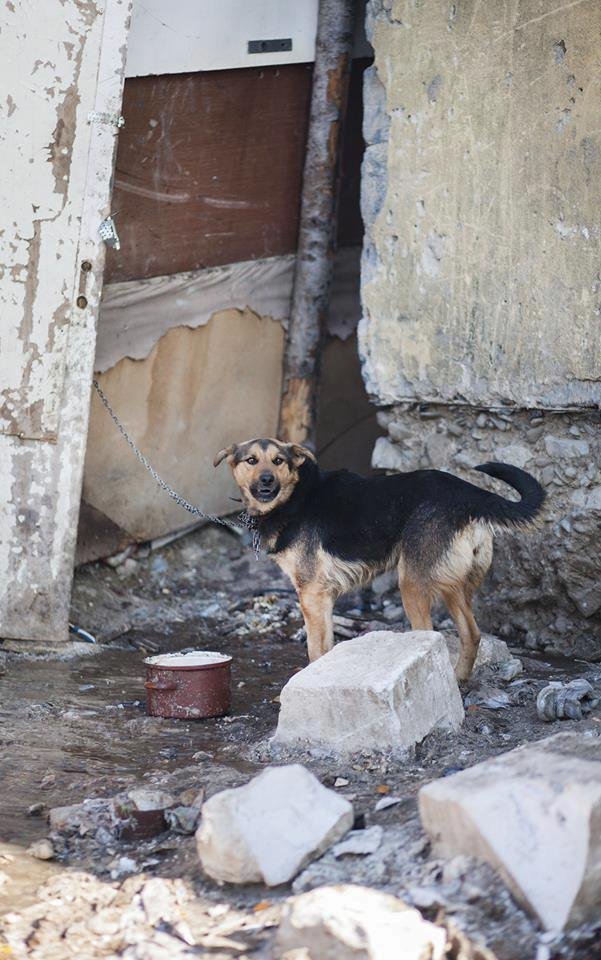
[92, 380, 261, 558]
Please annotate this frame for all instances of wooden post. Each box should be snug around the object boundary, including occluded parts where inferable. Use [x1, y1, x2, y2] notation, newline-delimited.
[278, 0, 355, 445]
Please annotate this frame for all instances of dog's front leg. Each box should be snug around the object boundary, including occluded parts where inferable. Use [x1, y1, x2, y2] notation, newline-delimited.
[297, 583, 334, 662]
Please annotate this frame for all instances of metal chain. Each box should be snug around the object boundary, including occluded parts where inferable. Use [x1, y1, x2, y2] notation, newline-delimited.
[92, 380, 261, 558]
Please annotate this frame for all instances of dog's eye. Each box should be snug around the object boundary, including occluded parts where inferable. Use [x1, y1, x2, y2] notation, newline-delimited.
[272, 457, 284, 466]
[246, 457, 258, 465]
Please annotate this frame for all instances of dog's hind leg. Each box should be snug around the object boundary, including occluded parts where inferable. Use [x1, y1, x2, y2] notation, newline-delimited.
[297, 584, 334, 662]
[398, 571, 434, 631]
[440, 584, 481, 681]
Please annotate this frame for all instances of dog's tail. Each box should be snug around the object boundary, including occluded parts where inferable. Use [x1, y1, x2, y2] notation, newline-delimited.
[472, 461, 546, 528]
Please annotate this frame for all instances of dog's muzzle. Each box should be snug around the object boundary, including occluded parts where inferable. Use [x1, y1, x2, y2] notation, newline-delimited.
[251, 472, 281, 503]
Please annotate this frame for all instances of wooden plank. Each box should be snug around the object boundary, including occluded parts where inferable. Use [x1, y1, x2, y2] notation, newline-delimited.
[105, 64, 313, 282]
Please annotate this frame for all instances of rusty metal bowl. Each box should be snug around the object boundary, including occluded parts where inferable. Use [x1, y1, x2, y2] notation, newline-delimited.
[144, 651, 232, 719]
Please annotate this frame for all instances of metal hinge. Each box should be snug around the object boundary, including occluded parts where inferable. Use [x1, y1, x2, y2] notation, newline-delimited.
[99, 216, 121, 250]
[88, 110, 125, 129]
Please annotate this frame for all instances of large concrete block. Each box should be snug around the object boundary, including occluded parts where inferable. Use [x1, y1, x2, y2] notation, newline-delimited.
[419, 732, 601, 930]
[196, 765, 353, 886]
[276, 884, 446, 960]
[274, 631, 464, 754]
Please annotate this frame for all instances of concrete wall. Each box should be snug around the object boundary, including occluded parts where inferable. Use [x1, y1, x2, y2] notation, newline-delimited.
[360, 0, 601, 655]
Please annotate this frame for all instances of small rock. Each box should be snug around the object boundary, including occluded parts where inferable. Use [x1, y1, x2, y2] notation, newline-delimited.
[334, 777, 350, 788]
[441, 854, 473, 885]
[110, 856, 137, 879]
[497, 657, 523, 681]
[27, 838, 54, 860]
[115, 557, 139, 578]
[444, 632, 516, 673]
[27, 802, 45, 817]
[419, 732, 601, 930]
[125, 788, 175, 811]
[544, 435, 590, 459]
[274, 632, 464, 755]
[165, 805, 200, 835]
[178, 787, 205, 808]
[374, 795, 402, 812]
[277, 885, 446, 960]
[332, 826, 383, 858]
[406, 885, 448, 910]
[464, 686, 510, 710]
[196, 765, 353, 885]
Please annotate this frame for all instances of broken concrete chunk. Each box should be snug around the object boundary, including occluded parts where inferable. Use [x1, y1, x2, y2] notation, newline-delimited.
[332, 826, 383, 858]
[274, 632, 464, 755]
[418, 732, 601, 930]
[276, 884, 446, 959]
[27, 839, 55, 861]
[444, 631, 519, 674]
[196, 765, 353, 886]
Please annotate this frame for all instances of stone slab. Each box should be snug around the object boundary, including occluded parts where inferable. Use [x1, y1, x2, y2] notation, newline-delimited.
[274, 631, 464, 755]
[419, 732, 601, 930]
[195, 764, 353, 886]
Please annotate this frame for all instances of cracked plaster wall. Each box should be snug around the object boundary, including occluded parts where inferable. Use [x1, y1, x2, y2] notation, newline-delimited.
[360, 1, 601, 654]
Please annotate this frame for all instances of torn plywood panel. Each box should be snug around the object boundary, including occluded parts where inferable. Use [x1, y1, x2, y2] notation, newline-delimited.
[84, 310, 285, 540]
[104, 65, 313, 282]
[360, 0, 601, 409]
[96, 248, 362, 371]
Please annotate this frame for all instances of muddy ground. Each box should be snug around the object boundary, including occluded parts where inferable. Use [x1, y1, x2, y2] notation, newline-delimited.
[1, 524, 600, 959]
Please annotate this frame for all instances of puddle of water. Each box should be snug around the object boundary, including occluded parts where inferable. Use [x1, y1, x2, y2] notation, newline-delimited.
[0, 632, 302, 849]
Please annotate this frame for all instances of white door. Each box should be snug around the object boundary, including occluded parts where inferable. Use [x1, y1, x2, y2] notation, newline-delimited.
[0, 0, 132, 640]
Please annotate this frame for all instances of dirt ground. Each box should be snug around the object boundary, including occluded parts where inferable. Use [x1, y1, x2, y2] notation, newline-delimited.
[1, 524, 600, 959]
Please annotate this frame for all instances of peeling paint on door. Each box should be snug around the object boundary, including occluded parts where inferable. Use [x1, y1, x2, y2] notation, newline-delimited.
[0, 0, 132, 641]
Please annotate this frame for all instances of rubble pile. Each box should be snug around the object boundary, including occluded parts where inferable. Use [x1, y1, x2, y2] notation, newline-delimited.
[1, 523, 600, 958]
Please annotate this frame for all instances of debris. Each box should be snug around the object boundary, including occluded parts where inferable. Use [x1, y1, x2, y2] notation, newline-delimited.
[49, 798, 113, 837]
[375, 784, 391, 794]
[274, 632, 464, 754]
[406, 884, 448, 910]
[110, 856, 137, 879]
[164, 805, 200, 835]
[444, 632, 521, 676]
[464, 686, 511, 710]
[332, 826, 383, 858]
[418, 731, 601, 930]
[536, 679, 599, 722]
[27, 838, 55, 860]
[374, 795, 402, 812]
[113, 788, 176, 840]
[276, 884, 446, 959]
[196, 764, 353, 885]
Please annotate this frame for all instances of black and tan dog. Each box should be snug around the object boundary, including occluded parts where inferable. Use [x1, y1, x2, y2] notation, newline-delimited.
[214, 439, 545, 681]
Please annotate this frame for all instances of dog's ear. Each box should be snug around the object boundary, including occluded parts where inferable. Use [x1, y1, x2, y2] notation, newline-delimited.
[213, 444, 236, 467]
[288, 443, 317, 467]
